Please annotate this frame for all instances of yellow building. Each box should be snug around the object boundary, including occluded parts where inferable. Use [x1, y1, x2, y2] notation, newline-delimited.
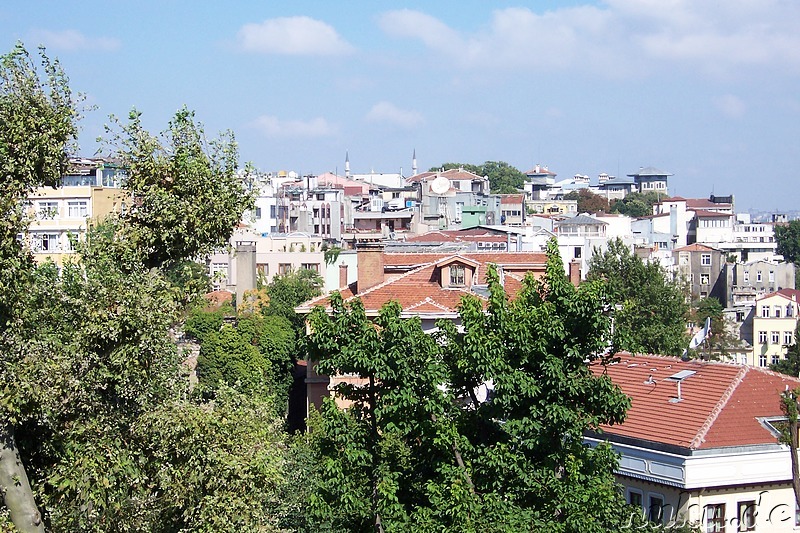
[26, 158, 127, 264]
[752, 288, 800, 367]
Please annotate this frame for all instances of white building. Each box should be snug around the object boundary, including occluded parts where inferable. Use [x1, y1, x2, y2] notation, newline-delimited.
[588, 354, 800, 531]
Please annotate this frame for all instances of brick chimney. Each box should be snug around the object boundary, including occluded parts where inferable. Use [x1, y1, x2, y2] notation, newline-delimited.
[569, 259, 581, 287]
[339, 263, 349, 289]
[356, 241, 385, 292]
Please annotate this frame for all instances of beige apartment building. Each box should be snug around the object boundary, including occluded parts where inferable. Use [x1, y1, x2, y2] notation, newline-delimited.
[26, 158, 127, 264]
[751, 288, 800, 367]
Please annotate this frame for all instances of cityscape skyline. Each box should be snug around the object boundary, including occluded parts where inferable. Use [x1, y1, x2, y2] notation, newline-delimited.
[2, 1, 799, 212]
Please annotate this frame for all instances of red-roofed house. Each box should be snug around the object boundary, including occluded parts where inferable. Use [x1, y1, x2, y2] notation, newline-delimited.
[586, 354, 800, 530]
[296, 244, 548, 414]
[499, 194, 526, 226]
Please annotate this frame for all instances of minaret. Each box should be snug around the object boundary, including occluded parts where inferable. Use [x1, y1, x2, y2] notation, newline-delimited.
[412, 149, 417, 176]
[345, 151, 351, 179]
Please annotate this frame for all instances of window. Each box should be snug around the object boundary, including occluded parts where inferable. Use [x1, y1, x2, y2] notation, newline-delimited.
[628, 490, 643, 509]
[773, 354, 780, 366]
[270, 205, 276, 219]
[574, 247, 582, 259]
[256, 264, 268, 276]
[31, 232, 60, 252]
[786, 331, 794, 345]
[775, 306, 783, 318]
[67, 200, 88, 218]
[701, 274, 710, 285]
[255, 207, 262, 219]
[758, 331, 767, 344]
[38, 201, 59, 219]
[278, 263, 293, 275]
[701, 254, 712, 266]
[736, 311, 745, 322]
[769, 270, 775, 283]
[648, 495, 665, 524]
[450, 264, 465, 286]
[772, 331, 780, 344]
[744, 271, 750, 283]
[706, 503, 725, 533]
[789, 305, 795, 317]
[757, 271, 763, 282]
[761, 306, 770, 318]
[760, 354, 767, 367]
[301, 263, 319, 273]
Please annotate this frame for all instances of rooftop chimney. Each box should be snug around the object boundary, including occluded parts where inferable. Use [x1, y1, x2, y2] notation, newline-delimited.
[569, 259, 581, 287]
[339, 263, 349, 289]
[235, 241, 257, 310]
[356, 241, 385, 293]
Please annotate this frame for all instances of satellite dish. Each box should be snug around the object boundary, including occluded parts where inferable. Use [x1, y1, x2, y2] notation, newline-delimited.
[430, 175, 450, 195]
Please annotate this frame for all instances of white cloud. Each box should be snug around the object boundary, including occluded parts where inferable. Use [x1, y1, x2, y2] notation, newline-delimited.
[714, 94, 746, 119]
[251, 115, 336, 138]
[366, 101, 424, 129]
[30, 29, 120, 52]
[378, 2, 800, 77]
[237, 16, 353, 56]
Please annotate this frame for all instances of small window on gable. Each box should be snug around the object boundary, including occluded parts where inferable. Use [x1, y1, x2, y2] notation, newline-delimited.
[450, 264, 465, 287]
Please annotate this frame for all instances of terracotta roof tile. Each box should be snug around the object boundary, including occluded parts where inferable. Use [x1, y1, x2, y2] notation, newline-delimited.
[672, 243, 717, 252]
[592, 354, 800, 450]
[298, 252, 546, 315]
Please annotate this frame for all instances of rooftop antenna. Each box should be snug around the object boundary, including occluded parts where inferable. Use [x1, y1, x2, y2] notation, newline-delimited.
[665, 370, 696, 403]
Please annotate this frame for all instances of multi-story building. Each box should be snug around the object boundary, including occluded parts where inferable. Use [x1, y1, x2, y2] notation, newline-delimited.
[27, 158, 127, 264]
[752, 289, 800, 367]
[671, 243, 727, 302]
[628, 166, 672, 195]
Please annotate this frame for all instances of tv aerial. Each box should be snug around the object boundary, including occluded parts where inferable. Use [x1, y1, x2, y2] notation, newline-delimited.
[429, 175, 451, 195]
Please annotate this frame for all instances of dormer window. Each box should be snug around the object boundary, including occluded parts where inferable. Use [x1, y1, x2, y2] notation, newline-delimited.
[450, 265, 465, 286]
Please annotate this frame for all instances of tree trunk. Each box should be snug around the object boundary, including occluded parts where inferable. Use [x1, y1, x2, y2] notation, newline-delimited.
[790, 401, 800, 512]
[0, 425, 44, 533]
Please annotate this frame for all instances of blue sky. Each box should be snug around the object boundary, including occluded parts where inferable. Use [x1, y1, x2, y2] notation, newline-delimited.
[2, 1, 799, 211]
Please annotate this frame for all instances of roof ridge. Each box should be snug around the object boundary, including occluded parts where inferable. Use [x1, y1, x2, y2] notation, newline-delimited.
[690, 365, 749, 449]
[405, 297, 454, 312]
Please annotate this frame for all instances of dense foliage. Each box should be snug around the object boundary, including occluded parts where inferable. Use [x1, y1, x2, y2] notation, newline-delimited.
[587, 238, 689, 356]
[609, 191, 663, 218]
[305, 240, 641, 531]
[775, 220, 800, 264]
[564, 188, 610, 213]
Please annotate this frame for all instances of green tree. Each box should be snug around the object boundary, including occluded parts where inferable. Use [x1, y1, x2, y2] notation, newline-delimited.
[306, 239, 639, 531]
[775, 220, 800, 264]
[610, 191, 662, 218]
[2, 86, 272, 531]
[103, 106, 253, 269]
[0, 42, 80, 533]
[587, 238, 689, 356]
[196, 311, 296, 409]
[266, 267, 323, 329]
[564, 188, 610, 213]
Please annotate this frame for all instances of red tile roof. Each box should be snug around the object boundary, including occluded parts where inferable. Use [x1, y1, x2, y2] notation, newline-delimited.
[406, 168, 485, 184]
[298, 252, 547, 315]
[673, 243, 717, 253]
[500, 194, 525, 205]
[592, 354, 800, 450]
[686, 198, 731, 209]
[756, 288, 800, 303]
